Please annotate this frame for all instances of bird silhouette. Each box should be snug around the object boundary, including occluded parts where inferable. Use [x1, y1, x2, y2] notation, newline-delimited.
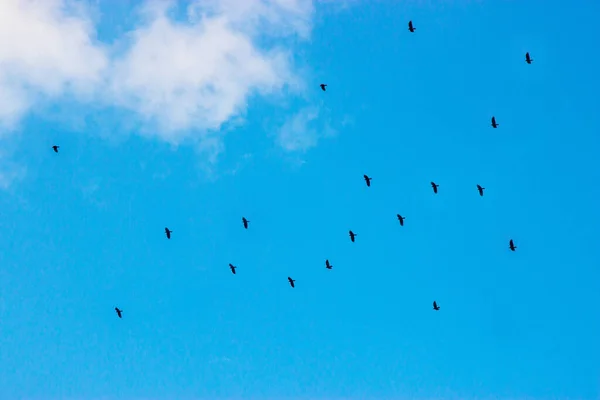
[433, 301, 440, 311]
[325, 259, 333, 270]
[363, 174, 372, 187]
[430, 181, 439, 194]
[525, 52, 533, 64]
[242, 217, 249, 229]
[288, 277, 295, 288]
[229, 263, 237, 274]
[115, 307, 123, 318]
[320, 83, 327, 91]
[509, 239, 517, 251]
[52, 145, 59, 153]
[408, 20, 415, 32]
[477, 184, 485, 197]
[164, 227, 172, 239]
[397, 214, 405, 226]
[349, 230, 357, 242]
[491, 116, 499, 128]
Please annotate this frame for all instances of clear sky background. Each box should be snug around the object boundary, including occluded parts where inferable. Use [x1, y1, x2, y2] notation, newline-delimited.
[0, 1, 599, 399]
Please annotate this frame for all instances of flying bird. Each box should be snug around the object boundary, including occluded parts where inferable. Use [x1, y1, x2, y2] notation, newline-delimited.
[320, 83, 327, 91]
[433, 301, 440, 311]
[397, 214, 405, 226]
[229, 263, 237, 274]
[491, 116, 499, 128]
[509, 239, 517, 251]
[325, 259, 333, 270]
[288, 276, 295, 288]
[349, 230, 357, 242]
[408, 20, 415, 32]
[52, 145, 59, 153]
[115, 307, 123, 318]
[242, 217, 249, 229]
[525, 52, 533, 64]
[477, 184, 485, 197]
[430, 181, 439, 194]
[363, 174, 372, 187]
[164, 227, 172, 239]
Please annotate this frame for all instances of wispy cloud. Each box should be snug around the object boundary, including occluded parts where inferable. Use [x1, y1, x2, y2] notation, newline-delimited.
[277, 105, 338, 152]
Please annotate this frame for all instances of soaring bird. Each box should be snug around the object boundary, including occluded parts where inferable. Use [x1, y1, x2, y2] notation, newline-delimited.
[430, 181, 439, 194]
[164, 227, 172, 239]
[433, 301, 440, 311]
[288, 276, 295, 288]
[325, 259, 333, 270]
[349, 230, 357, 242]
[408, 20, 415, 33]
[320, 84, 327, 91]
[477, 184, 485, 197]
[397, 214, 405, 226]
[52, 145, 59, 153]
[115, 307, 123, 318]
[525, 52, 533, 64]
[509, 239, 517, 251]
[363, 174, 372, 187]
[229, 263, 237, 274]
[242, 217, 249, 229]
[491, 116, 499, 128]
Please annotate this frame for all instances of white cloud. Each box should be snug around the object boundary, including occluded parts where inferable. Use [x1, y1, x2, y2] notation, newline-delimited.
[0, 0, 108, 129]
[0, 0, 343, 187]
[108, 0, 309, 142]
[0, 0, 316, 139]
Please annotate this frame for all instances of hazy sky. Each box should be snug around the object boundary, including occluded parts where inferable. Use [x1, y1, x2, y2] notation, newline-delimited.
[0, 1, 599, 399]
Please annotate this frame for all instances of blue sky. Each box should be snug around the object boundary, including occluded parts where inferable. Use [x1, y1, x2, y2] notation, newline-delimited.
[0, 1, 599, 399]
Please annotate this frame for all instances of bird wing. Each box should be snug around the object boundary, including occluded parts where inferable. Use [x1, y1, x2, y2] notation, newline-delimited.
[433, 301, 437, 307]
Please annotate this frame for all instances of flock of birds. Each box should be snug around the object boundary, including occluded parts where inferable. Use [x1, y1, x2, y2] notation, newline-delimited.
[49, 19, 531, 320]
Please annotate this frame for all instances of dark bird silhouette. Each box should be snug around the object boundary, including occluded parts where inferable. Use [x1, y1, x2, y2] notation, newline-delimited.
[164, 227, 172, 239]
[115, 307, 123, 318]
[229, 263, 237, 274]
[433, 301, 440, 311]
[242, 217, 249, 229]
[325, 259, 333, 270]
[430, 181, 439, 194]
[320, 83, 327, 91]
[477, 184, 485, 197]
[509, 239, 517, 251]
[363, 174, 372, 187]
[397, 214, 405, 226]
[408, 20, 415, 32]
[491, 116, 499, 128]
[349, 230, 357, 242]
[52, 145, 59, 153]
[525, 52, 533, 64]
[288, 276, 295, 288]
